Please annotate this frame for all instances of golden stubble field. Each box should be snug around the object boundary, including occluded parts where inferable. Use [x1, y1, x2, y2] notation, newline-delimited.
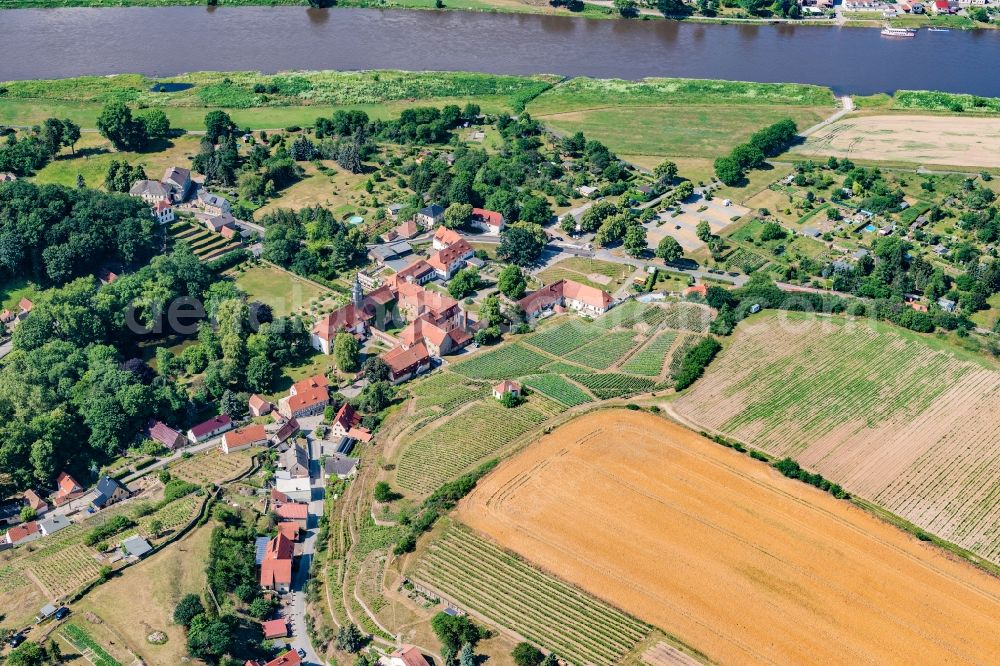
[454, 409, 1000, 665]
[794, 114, 1000, 168]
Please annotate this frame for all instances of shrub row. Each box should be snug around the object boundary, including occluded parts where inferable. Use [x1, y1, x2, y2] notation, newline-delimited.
[714, 119, 798, 185]
[672, 336, 722, 390]
[84, 515, 135, 546]
[774, 458, 848, 499]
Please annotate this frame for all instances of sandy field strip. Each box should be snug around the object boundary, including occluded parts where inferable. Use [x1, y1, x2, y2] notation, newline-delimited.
[455, 410, 1000, 665]
[673, 312, 1000, 564]
[793, 114, 1000, 168]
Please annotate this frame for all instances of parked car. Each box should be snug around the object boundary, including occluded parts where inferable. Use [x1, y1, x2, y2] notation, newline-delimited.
[297, 648, 307, 658]
[54, 607, 70, 620]
[9, 633, 25, 647]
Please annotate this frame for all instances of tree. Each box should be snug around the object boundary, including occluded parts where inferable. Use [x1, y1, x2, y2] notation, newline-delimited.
[500, 391, 522, 408]
[137, 109, 171, 141]
[714, 155, 743, 186]
[204, 110, 237, 144]
[362, 356, 391, 383]
[760, 221, 787, 241]
[373, 481, 393, 503]
[498, 224, 546, 266]
[248, 596, 277, 619]
[512, 642, 545, 666]
[623, 224, 647, 257]
[696, 220, 713, 242]
[541, 653, 559, 666]
[656, 236, 683, 262]
[358, 380, 394, 413]
[335, 623, 366, 653]
[6, 641, 47, 666]
[20, 505, 37, 522]
[653, 159, 678, 185]
[246, 355, 274, 393]
[459, 644, 477, 666]
[96, 102, 148, 152]
[62, 118, 81, 155]
[334, 332, 360, 373]
[444, 202, 473, 229]
[186, 613, 236, 661]
[431, 613, 484, 655]
[173, 594, 205, 627]
[448, 267, 482, 299]
[497, 265, 527, 299]
[148, 518, 164, 538]
[480, 295, 504, 327]
[614, 0, 639, 15]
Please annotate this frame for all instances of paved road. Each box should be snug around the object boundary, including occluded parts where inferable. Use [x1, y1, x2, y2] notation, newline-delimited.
[800, 96, 855, 138]
[0, 339, 12, 360]
[285, 415, 325, 666]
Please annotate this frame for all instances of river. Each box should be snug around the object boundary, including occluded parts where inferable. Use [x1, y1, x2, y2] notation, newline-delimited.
[1, 7, 999, 96]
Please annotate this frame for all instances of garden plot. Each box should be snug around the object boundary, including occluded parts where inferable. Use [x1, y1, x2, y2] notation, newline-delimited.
[169, 447, 255, 485]
[675, 311, 1000, 564]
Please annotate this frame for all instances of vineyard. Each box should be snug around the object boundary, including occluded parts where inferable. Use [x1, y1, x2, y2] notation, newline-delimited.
[660, 303, 712, 332]
[452, 343, 550, 380]
[412, 523, 651, 666]
[411, 373, 490, 413]
[169, 447, 254, 485]
[621, 331, 679, 376]
[724, 247, 770, 274]
[674, 311, 1000, 564]
[594, 300, 646, 330]
[525, 321, 601, 357]
[522, 375, 594, 408]
[395, 401, 548, 494]
[565, 331, 641, 370]
[569, 373, 658, 399]
[31, 543, 104, 598]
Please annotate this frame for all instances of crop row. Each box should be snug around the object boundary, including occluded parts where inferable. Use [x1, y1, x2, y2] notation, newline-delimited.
[411, 373, 490, 412]
[725, 247, 770, 274]
[522, 374, 593, 407]
[396, 401, 548, 493]
[565, 332, 642, 370]
[62, 624, 122, 666]
[662, 303, 712, 332]
[0, 565, 29, 594]
[621, 331, 678, 376]
[569, 373, 657, 399]
[414, 525, 649, 666]
[526, 321, 602, 356]
[594, 300, 646, 330]
[453, 343, 551, 380]
[30, 544, 103, 597]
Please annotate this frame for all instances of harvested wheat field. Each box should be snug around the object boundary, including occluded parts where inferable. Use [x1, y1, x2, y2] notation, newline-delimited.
[455, 409, 1000, 665]
[794, 114, 1000, 168]
[674, 311, 1000, 564]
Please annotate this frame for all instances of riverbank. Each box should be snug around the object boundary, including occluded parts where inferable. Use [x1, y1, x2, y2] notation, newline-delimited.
[1, 0, 995, 31]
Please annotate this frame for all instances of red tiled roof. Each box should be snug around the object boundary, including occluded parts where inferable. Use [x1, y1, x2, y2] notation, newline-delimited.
[23, 489, 48, 512]
[275, 502, 308, 521]
[682, 284, 708, 298]
[249, 394, 271, 413]
[390, 645, 431, 666]
[561, 279, 613, 309]
[396, 219, 419, 238]
[271, 487, 290, 503]
[53, 472, 84, 505]
[433, 226, 462, 247]
[427, 239, 473, 272]
[396, 281, 459, 318]
[517, 282, 564, 316]
[283, 385, 328, 413]
[472, 208, 503, 228]
[312, 304, 373, 342]
[262, 651, 301, 666]
[224, 424, 267, 449]
[394, 259, 435, 284]
[332, 403, 360, 431]
[261, 619, 288, 639]
[148, 419, 184, 448]
[272, 418, 299, 444]
[6, 521, 40, 544]
[189, 414, 232, 438]
[260, 558, 293, 588]
[277, 522, 300, 541]
[383, 342, 431, 376]
[18, 297, 33, 312]
[494, 380, 521, 394]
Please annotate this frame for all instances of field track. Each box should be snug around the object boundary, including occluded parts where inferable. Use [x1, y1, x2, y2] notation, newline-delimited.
[674, 312, 1000, 564]
[455, 409, 1000, 665]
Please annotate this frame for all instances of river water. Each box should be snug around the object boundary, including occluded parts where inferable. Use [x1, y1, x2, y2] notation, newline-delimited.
[1, 7, 999, 95]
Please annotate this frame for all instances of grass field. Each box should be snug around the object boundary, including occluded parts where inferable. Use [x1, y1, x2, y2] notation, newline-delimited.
[535, 257, 633, 293]
[74, 521, 215, 665]
[674, 311, 1000, 564]
[411, 521, 653, 666]
[233, 263, 329, 317]
[455, 409, 1000, 664]
[0, 70, 555, 129]
[395, 400, 547, 494]
[794, 114, 1000, 168]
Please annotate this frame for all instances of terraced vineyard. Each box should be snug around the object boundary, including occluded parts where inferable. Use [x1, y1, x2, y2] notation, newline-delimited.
[675, 312, 1000, 564]
[522, 374, 594, 408]
[621, 331, 678, 376]
[565, 331, 641, 370]
[169, 447, 254, 484]
[412, 523, 651, 666]
[525, 321, 602, 356]
[453, 343, 550, 380]
[396, 401, 548, 494]
[168, 220, 241, 262]
[570, 373, 658, 399]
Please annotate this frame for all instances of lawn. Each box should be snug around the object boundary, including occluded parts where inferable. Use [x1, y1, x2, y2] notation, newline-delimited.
[252, 160, 369, 220]
[536, 257, 633, 293]
[0, 276, 40, 312]
[232, 262, 329, 317]
[536, 105, 828, 162]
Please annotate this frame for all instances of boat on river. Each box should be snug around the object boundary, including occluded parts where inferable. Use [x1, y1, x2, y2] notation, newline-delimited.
[881, 25, 917, 37]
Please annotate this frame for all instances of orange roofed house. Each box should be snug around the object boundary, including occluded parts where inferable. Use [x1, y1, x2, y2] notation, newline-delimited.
[382, 341, 432, 384]
[311, 276, 397, 354]
[246, 650, 301, 666]
[471, 208, 505, 235]
[517, 279, 613, 319]
[432, 226, 462, 250]
[52, 472, 85, 507]
[383, 645, 431, 666]
[427, 238, 474, 280]
[278, 375, 329, 419]
[221, 424, 268, 454]
[259, 533, 294, 593]
[329, 403, 373, 443]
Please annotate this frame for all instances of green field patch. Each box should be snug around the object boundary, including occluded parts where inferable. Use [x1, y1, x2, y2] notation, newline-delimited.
[410, 372, 491, 413]
[396, 400, 548, 494]
[569, 373, 657, 400]
[565, 331, 642, 370]
[452, 343, 550, 380]
[233, 263, 329, 317]
[525, 320, 603, 356]
[522, 374, 594, 408]
[541, 360, 595, 375]
[621, 331, 679, 376]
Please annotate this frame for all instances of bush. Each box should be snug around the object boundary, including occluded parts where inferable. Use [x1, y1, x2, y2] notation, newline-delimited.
[512, 642, 545, 666]
[84, 515, 135, 546]
[672, 336, 722, 390]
